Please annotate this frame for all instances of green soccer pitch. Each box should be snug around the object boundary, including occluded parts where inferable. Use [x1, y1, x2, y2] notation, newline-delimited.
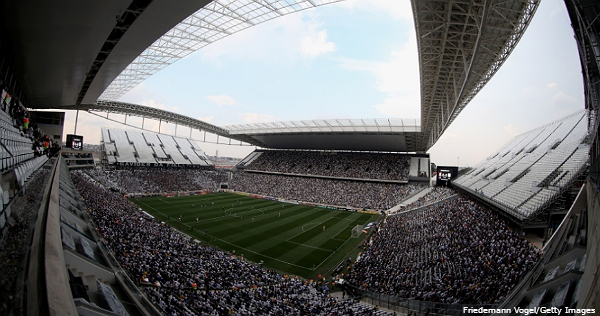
[130, 192, 379, 280]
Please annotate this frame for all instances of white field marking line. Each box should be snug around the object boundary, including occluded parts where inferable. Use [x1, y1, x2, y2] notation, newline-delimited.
[223, 208, 263, 218]
[331, 237, 348, 242]
[286, 241, 331, 251]
[331, 216, 359, 222]
[296, 211, 353, 234]
[151, 197, 209, 215]
[203, 232, 314, 270]
[150, 213, 314, 270]
[140, 198, 314, 269]
[300, 222, 322, 233]
[237, 204, 330, 246]
[158, 198, 174, 204]
[285, 213, 349, 248]
[280, 221, 329, 252]
[144, 198, 365, 270]
[152, 194, 231, 207]
[223, 204, 278, 218]
[292, 211, 355, 238]
[195, 203, 288, 224]
[135, 199, 171, 219]
[331, 225, 353, 242]
[313, 218, 377, 271]
[182, 204, 280, 226]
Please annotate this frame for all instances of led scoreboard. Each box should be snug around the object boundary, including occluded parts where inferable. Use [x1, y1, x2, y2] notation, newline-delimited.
[66, 134, 83, 150]
[436, 166, 458, 187]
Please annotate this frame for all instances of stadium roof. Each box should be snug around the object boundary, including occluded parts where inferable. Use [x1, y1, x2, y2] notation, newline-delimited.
[0, 0, 211, 107]
[225, 118, 421, 151]
[413, 0, 538, 150]
[1, 0, 539, 152]
[58, 101, 420, 151]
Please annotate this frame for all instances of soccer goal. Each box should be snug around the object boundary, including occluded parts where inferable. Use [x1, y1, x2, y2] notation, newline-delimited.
[351, 225, 364, 238]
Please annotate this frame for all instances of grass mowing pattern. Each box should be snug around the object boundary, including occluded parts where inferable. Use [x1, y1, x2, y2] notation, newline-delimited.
[130, 192, 378, 280]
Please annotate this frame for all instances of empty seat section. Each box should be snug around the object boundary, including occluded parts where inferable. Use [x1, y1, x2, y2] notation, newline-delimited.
[189, 139, 214, 166]
[109, 129, 136, 163]
[156, 135, 188, 164]
[454, 110, 589, 220]
[126, 130, 157, 164]
[174, 137, 204, 165]
[142, 133, 169, 159]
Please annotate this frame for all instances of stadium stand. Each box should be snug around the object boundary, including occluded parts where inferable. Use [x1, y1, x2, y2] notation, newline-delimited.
[401, 186, 456, 211]
[85, 168, 227, 195]
[230, 171, 423, 210]
[101, 128, 118, 164]
[345, 194, 541, 306]
[101, 128, 213, 167]
[156, 134, 188, 164]
[0, 86, 60, 239]
[175, 137, 212, 166]
[66, 165, 398, 316]
[236, 151, 263, 168]
[493, 183, 588, 313]
[62, 150, 95, 169]
[242, 150, 411, 182]
[127, 129, 157, 164]
[453, 110, 589, 221]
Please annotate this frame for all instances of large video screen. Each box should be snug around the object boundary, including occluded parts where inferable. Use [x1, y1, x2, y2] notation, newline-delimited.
[436, 166, 458, 187]
[66, 134, 83, 150]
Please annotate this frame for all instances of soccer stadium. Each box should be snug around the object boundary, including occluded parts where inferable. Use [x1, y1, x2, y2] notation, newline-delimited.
[0, 0, 599, 315]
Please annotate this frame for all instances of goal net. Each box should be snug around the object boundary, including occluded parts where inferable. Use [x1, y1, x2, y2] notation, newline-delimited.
[351, 225, 364, 238]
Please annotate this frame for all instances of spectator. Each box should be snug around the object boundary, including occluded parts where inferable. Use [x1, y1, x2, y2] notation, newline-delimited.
[230, 172, 423, 210]
[345, 195, 540, 305]
[70, 170, 397, 316]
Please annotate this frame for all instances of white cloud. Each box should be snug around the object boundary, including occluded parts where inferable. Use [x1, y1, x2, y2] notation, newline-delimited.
[550, 91, 579, 106]
[199, 12, 335, 63]
[119, 82, 162, 104]
[338, 28, 420, 118]
[206, 95, 237, 106]
[301, 29, 336, 58]
[547, 82, 558, 89]
[338, 0, 413, 20]
[239, 112, 279, 124]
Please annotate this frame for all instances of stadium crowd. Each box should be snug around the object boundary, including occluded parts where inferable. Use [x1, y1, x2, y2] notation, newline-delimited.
[402, 187, 456, 210]
[230, 172, 423, 210]
[71, 170, 396, 315]
[345, 196, 540, 305]
[247, 151, 411, 181]
[85, 169, 228, 194]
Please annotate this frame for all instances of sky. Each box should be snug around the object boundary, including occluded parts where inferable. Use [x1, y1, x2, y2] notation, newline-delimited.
[61, 0, 584, 167]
